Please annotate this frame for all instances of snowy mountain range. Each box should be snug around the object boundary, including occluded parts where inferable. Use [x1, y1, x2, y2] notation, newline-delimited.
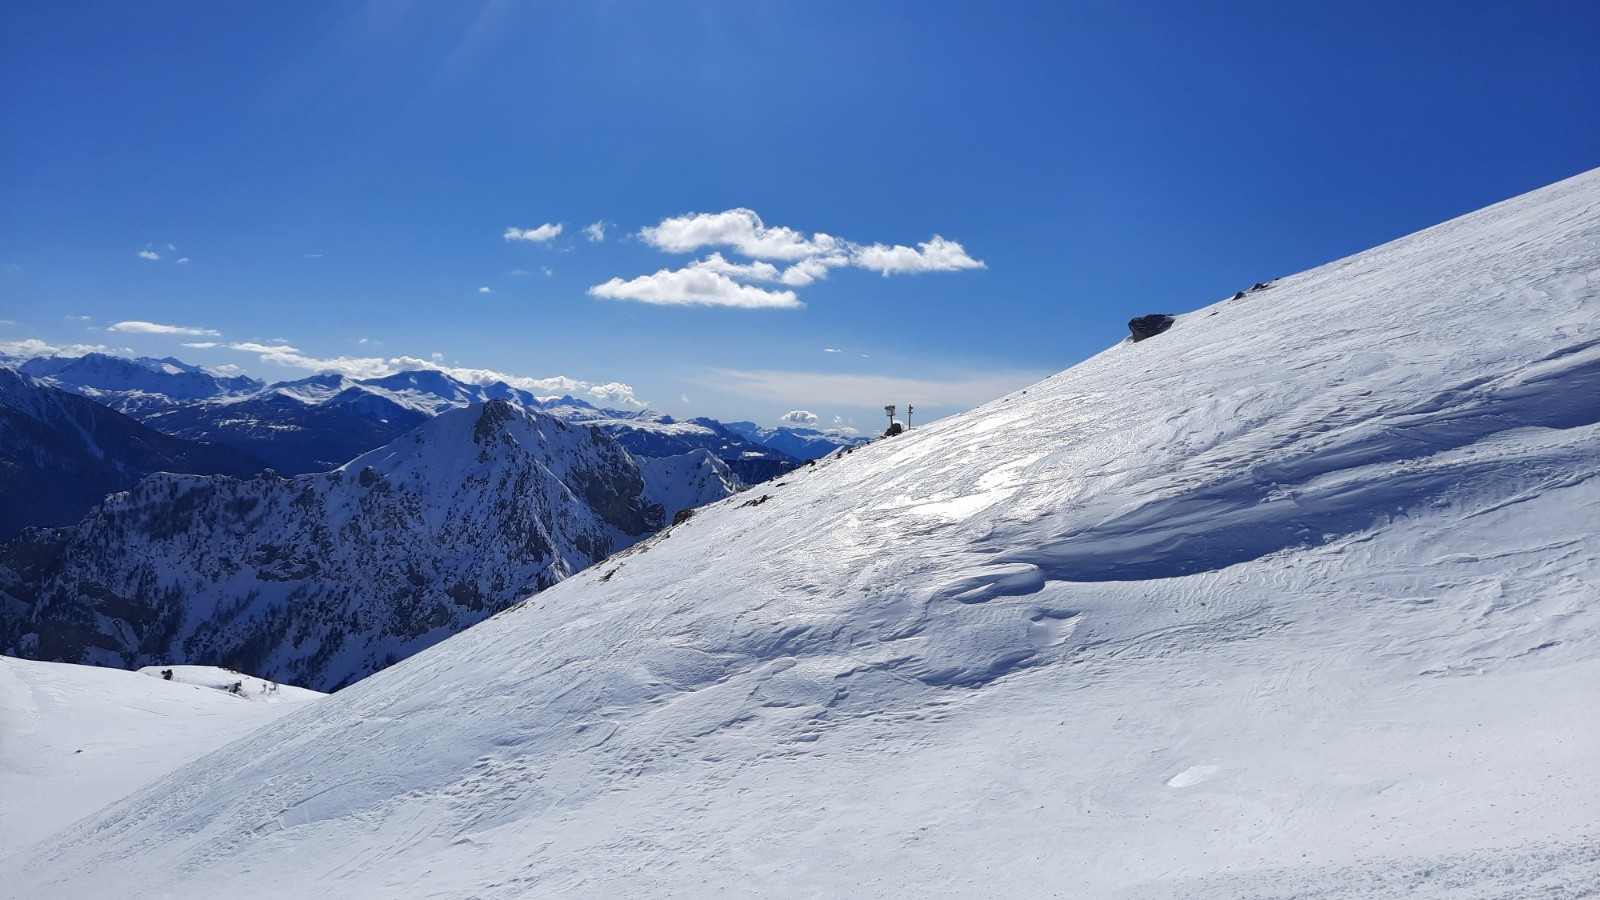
[6, 172, 1596, 897]
[0, 368, 265, 538]
[723, 419, 869, 460]
[22, 356, 838, 478]
[16, 352, 263, 415]
[1, 401, 739, 691]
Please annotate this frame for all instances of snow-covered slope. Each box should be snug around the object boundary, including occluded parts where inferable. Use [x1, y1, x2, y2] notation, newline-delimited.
[2, 402, 739, 691]
[8, 170, 1600, 897]
[0, 657, 322, 856]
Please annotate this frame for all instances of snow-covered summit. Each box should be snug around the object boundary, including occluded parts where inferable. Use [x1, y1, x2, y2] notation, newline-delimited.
[8, 169, 1600, 897]
[19, 351, 263, 414]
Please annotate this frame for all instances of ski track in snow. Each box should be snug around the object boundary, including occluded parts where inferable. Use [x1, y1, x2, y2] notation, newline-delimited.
[5, 169, 1600, 897]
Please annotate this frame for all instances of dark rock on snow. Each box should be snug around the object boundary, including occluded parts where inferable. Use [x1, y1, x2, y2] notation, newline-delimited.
[1127, 314, 1176, 342]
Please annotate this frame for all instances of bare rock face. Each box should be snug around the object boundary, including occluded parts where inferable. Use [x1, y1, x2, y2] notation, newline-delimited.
[1128, 314, 1176, 342]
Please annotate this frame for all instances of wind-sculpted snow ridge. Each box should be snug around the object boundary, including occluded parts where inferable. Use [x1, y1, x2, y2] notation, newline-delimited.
[1, 402, 739, 691]
[6, 170, 1600, 898]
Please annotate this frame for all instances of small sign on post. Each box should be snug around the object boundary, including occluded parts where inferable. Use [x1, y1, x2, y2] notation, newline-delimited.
[884, 405, 896, 430]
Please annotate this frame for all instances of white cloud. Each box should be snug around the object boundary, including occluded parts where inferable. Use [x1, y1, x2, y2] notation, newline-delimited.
[64, 315, 91, 322]
[109, 320, 222, 337]
[584, 221, 607, 242]
[586, 381, 644, 407]
[589, 266, 802, 309]
[478, 286, 492, 294]
[702, 368, 1047, 411]
[503, 223, 563, 243]
[779, 409, 819, 426]
[176, 257, 190, 264]
[691, 252, 780, 282]
[780, 253, 849, 286]
[0, 338, 110, 358]
[510, 269, 532, 277]
[830, 415, 860, 435]
[610, 209, 984, 309]
[640, 208, 841, 261]
[853, 236, 985, 276]
[228, 342, 395, 379]
[222, 343, 647, 408]
[541, 266, 553, 277]
[823, 347, 842, 353]
[166, 244, 176, 251]
[137, 250, 160, 261]
[181, 341, 218, 349]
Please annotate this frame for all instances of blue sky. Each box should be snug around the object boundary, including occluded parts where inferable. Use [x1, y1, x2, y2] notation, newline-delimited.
[3, 1, 1597, 430]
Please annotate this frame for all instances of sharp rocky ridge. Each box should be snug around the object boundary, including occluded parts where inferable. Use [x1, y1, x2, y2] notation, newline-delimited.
[1, 401, 738, 690]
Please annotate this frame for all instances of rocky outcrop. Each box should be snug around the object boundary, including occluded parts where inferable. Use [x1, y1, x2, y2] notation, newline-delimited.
[1128, 314, 1176, 342]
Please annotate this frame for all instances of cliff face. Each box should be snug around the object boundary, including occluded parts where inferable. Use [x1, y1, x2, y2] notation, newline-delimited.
[1, 401, 738, 690]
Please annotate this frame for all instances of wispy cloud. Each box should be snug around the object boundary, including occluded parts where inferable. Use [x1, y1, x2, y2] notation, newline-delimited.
[109, 320, 222, 337]
[64, 315, 91, 322]
[503, 223, 563, 243]
[137, 250, 161, 261]
[589, 266, 802, 309]
[227, 342, 393, 379]
[175, 257, 190, 264]
[478, 286, 492, 294]
[0, 338, 110, 359]
[181, 341, 218, 349]
[584, 221, 608, 242]
[109, 320, 217, 337]
[702, 368, 1046, 410]
[692, 252, 781, 282]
